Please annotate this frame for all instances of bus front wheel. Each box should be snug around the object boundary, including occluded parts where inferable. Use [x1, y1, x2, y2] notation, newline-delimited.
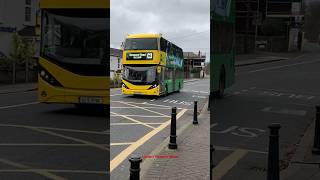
[164, 85, 168, 96]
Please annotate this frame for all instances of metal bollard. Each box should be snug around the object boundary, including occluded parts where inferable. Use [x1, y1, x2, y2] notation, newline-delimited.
[168, 107, 177, 149]
[210, 144, 215, 180]
[129, 154, 142, 180]
[312, 106, 320, 154]
[267, 123, 281, 180]
[193, 101, 198, 124]
[208, 94, 212, 111]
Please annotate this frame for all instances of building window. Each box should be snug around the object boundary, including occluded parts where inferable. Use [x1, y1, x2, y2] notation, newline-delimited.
[25, 7, 31, 22]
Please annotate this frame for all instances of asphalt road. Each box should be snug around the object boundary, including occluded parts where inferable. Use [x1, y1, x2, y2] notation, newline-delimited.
[212, 43, 320, 180]
[0, 91, 108, 180]
[110, 78, 209, 180]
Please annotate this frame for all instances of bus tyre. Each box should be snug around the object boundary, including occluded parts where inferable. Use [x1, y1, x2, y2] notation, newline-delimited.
[214, 70, 225, 99]
[177, 83, 180, 92]
[164, 85, 168, 96]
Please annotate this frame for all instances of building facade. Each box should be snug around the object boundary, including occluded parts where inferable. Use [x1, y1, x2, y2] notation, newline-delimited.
[0, 0, 40, 58]
[236, 0, 304, 53]
[110, 48, 122, 80]
[183, 51, 206, 79]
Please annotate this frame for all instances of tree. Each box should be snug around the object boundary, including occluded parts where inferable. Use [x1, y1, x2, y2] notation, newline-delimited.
[9, 33, 36, 83]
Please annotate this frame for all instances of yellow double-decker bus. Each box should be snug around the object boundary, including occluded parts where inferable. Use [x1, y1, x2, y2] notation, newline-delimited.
[38, 0, 109, 107]
[121, 34, 184, 96]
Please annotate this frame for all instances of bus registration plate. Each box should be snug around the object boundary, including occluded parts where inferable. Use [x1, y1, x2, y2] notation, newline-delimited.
[79, 97, 103, 104]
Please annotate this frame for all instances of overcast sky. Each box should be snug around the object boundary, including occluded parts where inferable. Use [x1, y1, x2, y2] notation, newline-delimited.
[111, 0, 210, 61]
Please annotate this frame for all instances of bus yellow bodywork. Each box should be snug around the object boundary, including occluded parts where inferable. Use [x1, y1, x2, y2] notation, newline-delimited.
[122, 33, 184, 96]
[38, 0, 109, 105]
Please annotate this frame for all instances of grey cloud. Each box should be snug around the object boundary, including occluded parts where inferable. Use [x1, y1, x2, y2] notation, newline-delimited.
[111, 0, 210, 61]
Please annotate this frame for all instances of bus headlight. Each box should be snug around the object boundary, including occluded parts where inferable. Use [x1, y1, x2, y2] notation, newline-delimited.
[148, 84, 158, 90]
[38, 65, 62, 87]
[122, 83, 129, 89]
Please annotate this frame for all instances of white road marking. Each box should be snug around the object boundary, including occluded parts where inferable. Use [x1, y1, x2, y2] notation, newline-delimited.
[110, 142, 133, 146]
[214, 145, 268, 154]
[256, 87, 320, 97]
[180, 90, 209, 94]
[26, 127, 107, 150]
[0, 169, 108, 174]
[116, 101, 168, 117]
[110, 122, 163, 126]
[110, 93, 122, 97]
[112, 101, 171, 108]
[0, 143, 108, 147]
[211, 123, 266, 138]
[111, 114, 169, 118]
[0, 90, 36, 96]
[0, 123, 107, 135]
[0, 102, 39, 109]
[184, 82, 201, 86]
[162, 99, 192, 106]
[261, 107, 307, 116]
[111, 106, 172, 110]
[260, 91, 315, 100]
[249, 58, 318, 73]
[192, 95, 207, 98]
[111, 112, 156, 129]
[0, 158, 66, 180]
[110, 109, 188, 172]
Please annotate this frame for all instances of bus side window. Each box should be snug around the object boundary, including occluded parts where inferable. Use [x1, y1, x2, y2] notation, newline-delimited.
[160, 38, 167, 52]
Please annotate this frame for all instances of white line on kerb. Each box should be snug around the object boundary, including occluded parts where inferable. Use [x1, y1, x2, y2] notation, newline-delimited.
[0, 102, 39, 109]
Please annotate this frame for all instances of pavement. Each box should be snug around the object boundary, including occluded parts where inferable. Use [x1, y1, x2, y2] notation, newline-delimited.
[212, 43, 320, 180]
[141, 100, 210, 180]
[281, 116, 320, 180]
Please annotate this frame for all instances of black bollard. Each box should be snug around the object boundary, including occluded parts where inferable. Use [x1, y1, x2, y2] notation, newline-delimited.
[210, 144, 215, 180]
[312, 106, 320, 154]
[267, 123, 281, 180]
[168, 107, 177, 149]
[193, 101, 198, 124]
[208, 94, 212, 111]
[129, 154, 142, 180]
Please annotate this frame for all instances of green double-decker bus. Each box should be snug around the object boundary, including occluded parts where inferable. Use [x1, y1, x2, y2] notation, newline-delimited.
[122, 34, 184, 96]
[210, 0, 235, 100]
